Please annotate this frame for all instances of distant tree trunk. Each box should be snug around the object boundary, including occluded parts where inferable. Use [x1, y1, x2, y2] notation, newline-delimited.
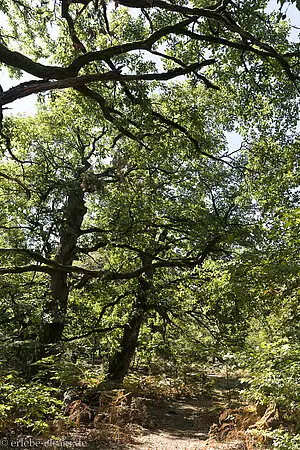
[107, 308, 145, 383]
[107, 274, 153, 383]
[38, 183, 86, 358]
[39, 272, 69, 350]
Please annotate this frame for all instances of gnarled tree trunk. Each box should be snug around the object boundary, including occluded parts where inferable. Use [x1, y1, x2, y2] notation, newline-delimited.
[38, 183, 86, 358]
[107, 307, 145, 383]
[107, 273, 153, 383]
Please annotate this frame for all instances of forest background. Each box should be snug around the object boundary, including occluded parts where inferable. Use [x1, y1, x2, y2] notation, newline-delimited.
[0, 0, 300, 448]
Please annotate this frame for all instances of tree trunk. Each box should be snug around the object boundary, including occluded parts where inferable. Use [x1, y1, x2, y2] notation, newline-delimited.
[107, 308, 144, 383]
[38, 273, 69, 350]
[38, 184, 86, 358]
[107, 274, 153, 383]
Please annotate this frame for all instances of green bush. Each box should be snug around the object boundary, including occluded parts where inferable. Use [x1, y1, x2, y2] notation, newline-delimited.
[240, 335, 300, 448]
[0, 374, 62, 433]
[242, 339, 300, 410]
[269, 430, 300, 450]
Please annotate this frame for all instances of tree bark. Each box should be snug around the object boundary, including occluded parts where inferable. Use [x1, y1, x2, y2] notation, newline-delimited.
[38, 183, 87, 357]
[107, 308, 145, 383]
[107, 275, 152, 383]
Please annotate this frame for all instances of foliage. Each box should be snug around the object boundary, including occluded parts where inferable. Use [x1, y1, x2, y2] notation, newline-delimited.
[0, 374, 62, 433]
[242, 338, 300, 410]
[268, 430, 300, 450]
[0, 0, 299, 445]
[123, 371, 214, 400]
[32, 355, 105, 389]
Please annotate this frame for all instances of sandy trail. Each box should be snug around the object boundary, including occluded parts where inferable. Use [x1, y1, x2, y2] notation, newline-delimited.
[126, 397, 244, 450]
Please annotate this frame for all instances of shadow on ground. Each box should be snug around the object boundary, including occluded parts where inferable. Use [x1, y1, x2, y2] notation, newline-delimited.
[143, 397, 218, 440]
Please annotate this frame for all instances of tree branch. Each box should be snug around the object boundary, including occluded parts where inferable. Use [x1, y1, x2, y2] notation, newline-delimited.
[0, 43, 67, 79]
[0, 62, 215, 106]
[0, 171, 31, 198]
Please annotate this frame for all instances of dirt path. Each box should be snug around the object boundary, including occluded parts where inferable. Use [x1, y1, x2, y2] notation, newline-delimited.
[126, 396, 245, 450]
[67, 375, 246, 449]
[81, 394, 245, 449]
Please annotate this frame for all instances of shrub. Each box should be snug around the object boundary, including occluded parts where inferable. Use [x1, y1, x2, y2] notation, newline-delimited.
[0, 374, 62, 433]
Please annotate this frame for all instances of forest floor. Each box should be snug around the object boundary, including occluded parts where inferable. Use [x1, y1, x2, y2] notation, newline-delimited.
[65, 375, 249, 450]
[1, 375, 255, 449]
[125, 396, 245, 450]
[66, 398, 245, 450]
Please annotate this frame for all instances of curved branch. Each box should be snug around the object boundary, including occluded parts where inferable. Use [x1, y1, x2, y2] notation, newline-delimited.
[61, 0, 87, 53]
[0, 62, 215, 106]
[67, 16, 196, 73]
[116, 0, 298, 82]
[0, 171, 31, 198]
[0, 233, 221, 280]
[0, 43, 68, 79]
[0, 3, 297, 109]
